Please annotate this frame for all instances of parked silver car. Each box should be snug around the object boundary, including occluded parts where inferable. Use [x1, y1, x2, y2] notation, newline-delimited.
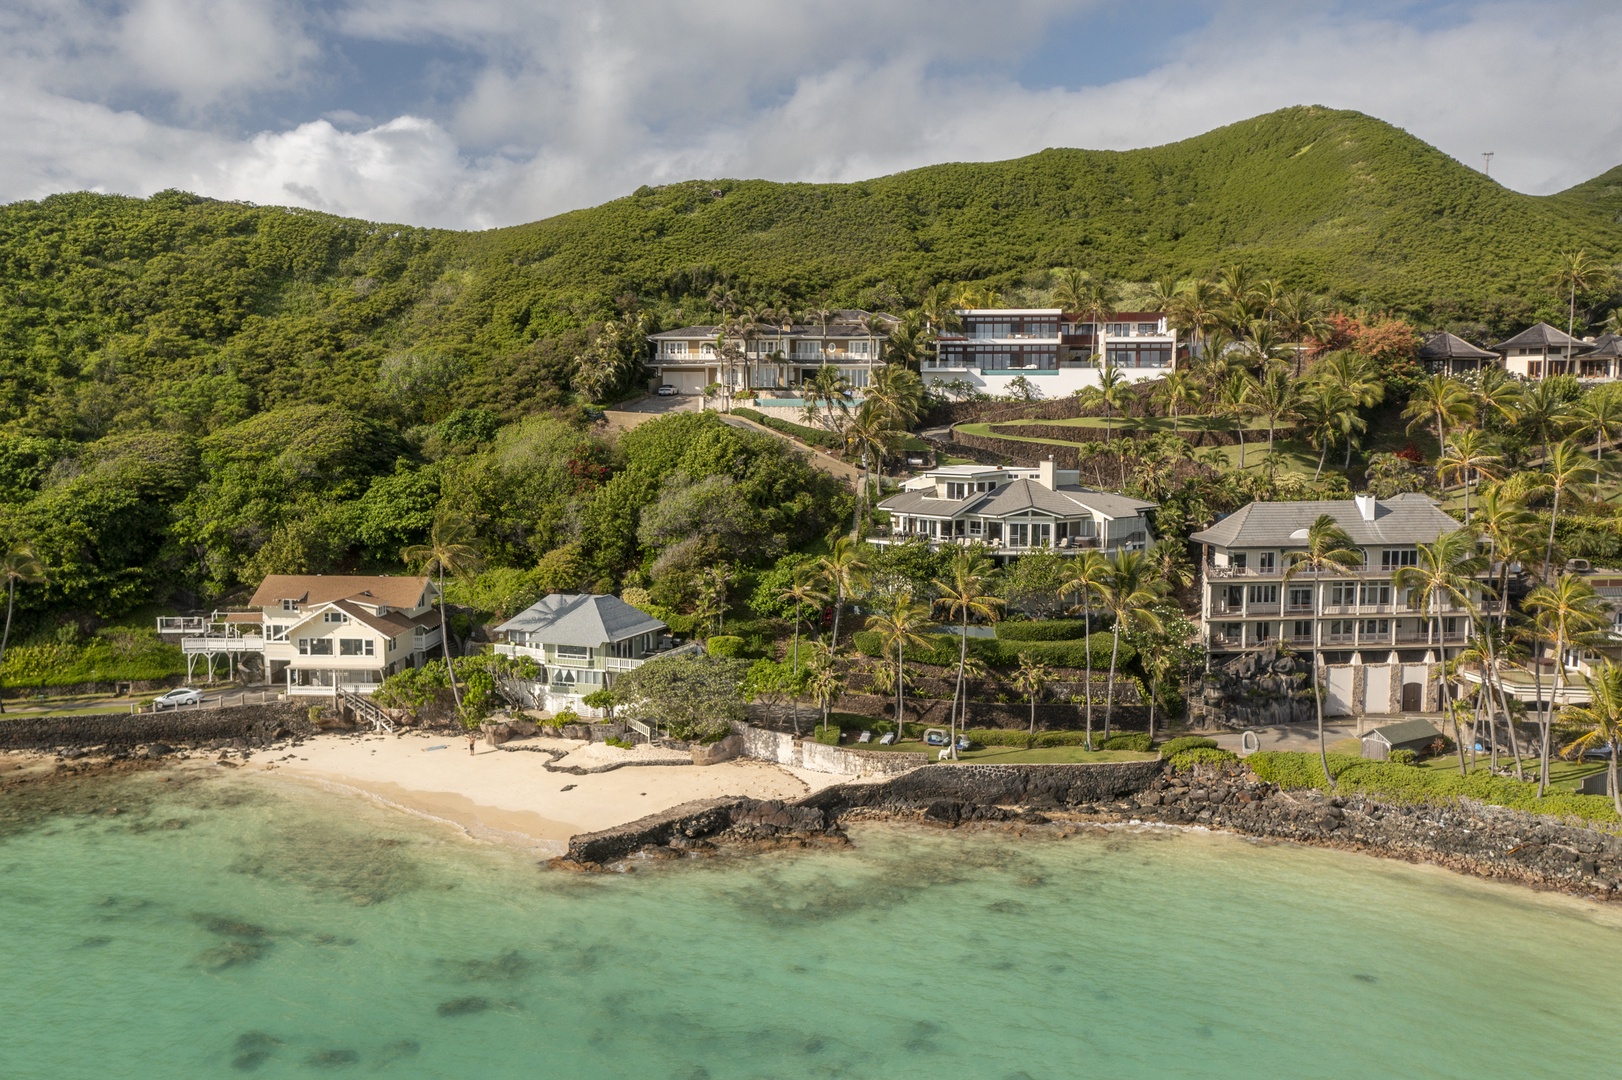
[153, 687, 202, 709]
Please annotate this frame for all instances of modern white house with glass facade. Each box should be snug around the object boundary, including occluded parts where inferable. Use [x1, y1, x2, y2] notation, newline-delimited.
[1191, 494, 1487, 716]
[876, 461, 1156, 559]
[647, 310, 896, 401]
[492, 593, 702, 715]
[923, 309, 1178, 398]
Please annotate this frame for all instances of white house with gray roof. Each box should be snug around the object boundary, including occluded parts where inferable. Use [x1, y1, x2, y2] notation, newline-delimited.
[1191, 493, 1487, 716]
[647, 310, 896, 400]
[876, 461, 1155, 557]
[492, 593, 700, 715]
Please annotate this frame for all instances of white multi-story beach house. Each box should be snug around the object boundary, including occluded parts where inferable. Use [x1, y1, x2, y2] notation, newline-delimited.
[1191, 494, 1488, 716]
[159, 574, 445, 696]
[876, 461, 1156, 558]
[492, 593, 702, 715]
[647, 310, 896, 399]
[923, 308, 1178, 398]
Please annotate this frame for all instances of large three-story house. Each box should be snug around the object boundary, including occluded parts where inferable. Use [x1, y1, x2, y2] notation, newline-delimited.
[647, 310, 896, 401]
[1191, 494, 1487, 715]
[924, 309, 1178, 398]
[877, 462, 1156, 558]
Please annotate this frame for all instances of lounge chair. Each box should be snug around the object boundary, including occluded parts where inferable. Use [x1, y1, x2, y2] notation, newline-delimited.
[858, 730, 872, 744]
[938, 749, 952, 761]
[878, 732, 896, 746]
[956, 735, 970, 751]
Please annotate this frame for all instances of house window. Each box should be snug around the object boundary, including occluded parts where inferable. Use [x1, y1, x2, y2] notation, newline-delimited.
[556, 645, 591, 660]
[298, 638, 333, 656]
[1257, 552, 1276, 573]
[1381, 549, 1418, 569]
[1288, 587, 1313, 609]
[1292, 621, 1313, 639]
[968, 520, 983, 535]
[339, 638, 374, 657]
[1328, 582, 1356, 605]
[946, 482, 971, 499]
[1360, 619, 1391, 635]
[1231, 553, 1248, 569]
[281, 599, 300, 612]
[1007, 523, 1030, 547]
[1328, 620, 1355, 637]
[1359, 583, 1392, 605]
[267, 623, 289, 642]
[665, 341, 687, 356]
[1247, 585, 1279, 604]
[1137, 322, 1158, 335]
[324, 611, 349, 624]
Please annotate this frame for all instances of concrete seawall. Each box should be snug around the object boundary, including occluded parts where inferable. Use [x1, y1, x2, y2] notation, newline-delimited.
[0, 703, 317, 751]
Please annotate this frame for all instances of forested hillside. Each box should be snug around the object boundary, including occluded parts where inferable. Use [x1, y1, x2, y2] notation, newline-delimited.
[1, 103, 1619, 631]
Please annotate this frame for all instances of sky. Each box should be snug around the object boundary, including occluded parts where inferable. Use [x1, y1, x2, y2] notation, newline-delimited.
[2, 0, 1619, 230]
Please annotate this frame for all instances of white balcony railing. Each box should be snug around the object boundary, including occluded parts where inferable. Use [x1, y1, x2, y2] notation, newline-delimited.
[181, 635, 265, 654]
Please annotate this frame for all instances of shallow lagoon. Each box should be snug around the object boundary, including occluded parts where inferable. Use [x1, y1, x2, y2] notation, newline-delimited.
[2, 767, 1620, 1079]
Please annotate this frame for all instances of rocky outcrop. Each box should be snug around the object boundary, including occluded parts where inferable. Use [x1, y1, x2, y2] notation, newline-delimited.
[1198, 644, 1316, 728]
[0, 703, 317, 752]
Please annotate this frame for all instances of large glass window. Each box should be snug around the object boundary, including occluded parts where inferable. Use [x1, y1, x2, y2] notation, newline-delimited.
[339, 638, 374, 657]
[1381, 549, 1418, 569]
[298, 638, 333, 656]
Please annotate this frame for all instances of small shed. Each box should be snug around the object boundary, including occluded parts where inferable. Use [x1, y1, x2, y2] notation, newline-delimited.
[1361, 719, 1441, 761]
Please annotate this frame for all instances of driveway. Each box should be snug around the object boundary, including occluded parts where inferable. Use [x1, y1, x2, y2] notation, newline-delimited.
[603, 393, 700, 432]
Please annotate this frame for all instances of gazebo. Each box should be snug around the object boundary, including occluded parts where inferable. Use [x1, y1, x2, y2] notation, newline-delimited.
[1416, 331, 1498, 376]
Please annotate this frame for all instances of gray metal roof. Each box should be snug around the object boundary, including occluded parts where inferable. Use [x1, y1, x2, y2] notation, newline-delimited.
[1364, 719, 1442, 747]
[879, 480, 1156, 521]
[1585, 333, 1622, 358]
[1189, 494, 1461, 549]
[494, 594, 666, 646]
[1491, 322, 1591, 352]
[1417, 331, 1497, 360]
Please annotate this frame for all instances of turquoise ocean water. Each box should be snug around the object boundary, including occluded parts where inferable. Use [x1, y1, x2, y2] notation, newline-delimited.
[2, 766, 1620, 1079]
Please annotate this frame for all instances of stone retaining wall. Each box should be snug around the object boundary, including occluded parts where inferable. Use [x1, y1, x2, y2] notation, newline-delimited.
[730, 723, 926, 776]
[0, 703, 316, 751]
[833, 692, 1145, 730]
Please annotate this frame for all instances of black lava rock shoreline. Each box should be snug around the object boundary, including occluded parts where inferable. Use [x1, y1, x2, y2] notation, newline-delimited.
[556, 761, 1622, 901]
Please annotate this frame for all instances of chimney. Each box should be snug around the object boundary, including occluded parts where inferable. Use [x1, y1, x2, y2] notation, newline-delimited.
[1038, 456, 1057, 490]
[1353, 493, 1377, 522]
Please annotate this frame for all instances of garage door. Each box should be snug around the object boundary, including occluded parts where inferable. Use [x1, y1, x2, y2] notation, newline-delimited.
[665, 369, 709, 395]
[1325, 666, 1355, 717]
[1363, 665, 1392, 714]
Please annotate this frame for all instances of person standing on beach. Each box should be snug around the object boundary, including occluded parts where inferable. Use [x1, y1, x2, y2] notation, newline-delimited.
[467, 732, 476, 756]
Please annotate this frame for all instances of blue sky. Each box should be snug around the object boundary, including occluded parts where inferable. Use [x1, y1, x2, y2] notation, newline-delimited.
[1, 1, 1617, 229]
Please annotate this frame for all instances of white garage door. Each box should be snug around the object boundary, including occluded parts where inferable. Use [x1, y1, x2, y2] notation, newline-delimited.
[1325, 666, 1355, 717]
[665, 369, 709, 395]
[1363, 665, 1392, 714]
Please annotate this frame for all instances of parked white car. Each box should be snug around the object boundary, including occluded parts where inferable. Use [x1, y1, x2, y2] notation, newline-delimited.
[153, 687, 202, 709]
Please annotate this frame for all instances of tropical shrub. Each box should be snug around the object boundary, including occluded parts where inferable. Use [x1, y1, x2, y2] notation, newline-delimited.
[1167, 747, 1239, 769]
[1387, 749, 1418, 766]
[706, 635, 746, 658]
[995, 619, 1091, 642]
[1157, 736, 1219, 757]
[604, 736, 634, 750]
[1101, 733, 1153, 752]
[814, 724, 842, 745]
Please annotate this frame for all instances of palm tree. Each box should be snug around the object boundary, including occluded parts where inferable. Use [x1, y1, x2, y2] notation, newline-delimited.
[1087, 364, 1130, 442]
[1538, 440, 1598, 580]
[0, 543, 46, 714]
[402, 511, 485, 710]
[1098, 551, 1168, 740]
[780, 566, 829, 735]
[1524, 574, 1610, 794]
[1155, 368, 1200, 435]
[1250, 365, 1301, 456]
[804, 641, 844, 730]
[1283, 515, 1363, 789]
[1517, 379, 1577, 460]
[1403, 374, 1476, 460]
[817, 536, 870, 649]
[1060, 550, 1111, 749]
[1561, 662, 1622, 815]
[1013, 654, 1053, 739]
[1314, 350, 1385, 411]
[865, 362, 925, 429]
[1471, 365, 1523, 429]
[1574, 388, 1622, 496]
[1299, 384, 1352, 480]
[1216, 370, 1258, 468]
[1394, 529, 1486, 776]
[843, 399, 902, 537]
[1274, 288, 1332, 376]
[866, 590, 932, 737]
[932, 549, 1004, 760]
[1076, 274, 1121, 358]
[1438, 430, 1502, 522]
[1546, 251, 1611, 371]
[1474, 484, 1536, 778]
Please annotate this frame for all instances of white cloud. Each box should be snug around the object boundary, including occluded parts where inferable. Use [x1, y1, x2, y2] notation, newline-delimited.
[0, 1, 1618, 229]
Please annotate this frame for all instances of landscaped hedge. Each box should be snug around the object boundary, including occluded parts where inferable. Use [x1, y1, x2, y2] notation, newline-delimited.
[995, 619, 1091, 642]
[1157, 736, 1219, 757]
[1167, 747, 1240, 769]
[1, 631, 186, 688]
[1100, 732, 1153, 752]
[732, 408, 842, 450]
[1247, 751, 1621, 825]
[852, 630, 1129, 671]
[706, 635, 746, 658]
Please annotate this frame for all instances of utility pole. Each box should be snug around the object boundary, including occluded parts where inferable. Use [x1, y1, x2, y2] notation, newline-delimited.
[1482, 152, 1494, 178]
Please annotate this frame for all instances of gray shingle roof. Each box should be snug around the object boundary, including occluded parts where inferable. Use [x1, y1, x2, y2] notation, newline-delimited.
[1417, 331, 1497, 360]
[494, 594, 666, 646]
[878, 480, 1156, 520]
[1491, 322, 1591, 352]
[1189, 494, 1461, 549]
[1585, 333, 1622, 358]
[1365, 719, 1442, 747]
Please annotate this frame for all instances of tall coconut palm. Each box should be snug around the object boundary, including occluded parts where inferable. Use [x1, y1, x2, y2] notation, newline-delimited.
[1087, 364, 1130, 443]
[1471, 364, 1523, 429]
[1275, 288, 1332, 376]
[1517, 378, 1577, 460]
[1525, 574, 1610, 794]
[1438, 430, 1502, 522]
[1546, 250, 1611, 371]
[843, 399, 902, 537]
[1574, 387, 1622, 497]
[866, 590, 932, 738]
[1098, 551, 1168, 740]
[1013, 653, 1054, 739]
[1538, 439, 1598, 580]
[1561, 662, 1622, 815]
[1299, 384, 1353, 480]
[0, 543, 46, 714]
[1402, 374, 1476, 461]
[1217, 370, 1258, 468]
[865, 362, 925, 429]
[817, 536, 870, 649]
[1076, 274, 1121, 357]
[1394, 528, 1487, 776]
[779, 567, 829, 735]
[1474, 484, 1537, 778]
[1283, 515, 1363, 789]
[402, 511, 485, 710]
[1060, 550, 1111, 749]
[1155, 368, 1200, 435]
[932, 549, 1004, 760]
[1314, 350, 1385, 412]
[1250, 365, 1301, 456]
[804, 641, 844, 730]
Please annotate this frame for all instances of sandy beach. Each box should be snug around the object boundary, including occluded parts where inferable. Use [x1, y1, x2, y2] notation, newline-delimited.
[249, 731, 850, 853]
